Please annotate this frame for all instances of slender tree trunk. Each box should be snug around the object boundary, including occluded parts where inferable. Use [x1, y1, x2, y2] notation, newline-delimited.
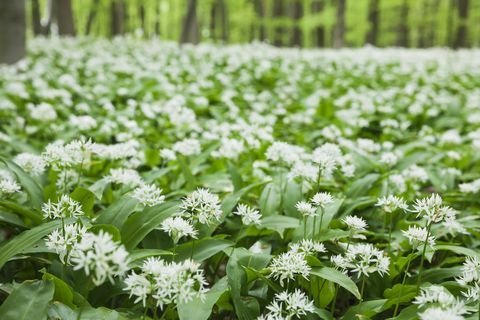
[138, 4, 146, 35]
[396, 0, 409, 47]
[454, 0, 469, 48]
[85, 0, 100, 35]
[56, 0, 75, 36]
[154, 1, 161, 36]
[366, 0, 379, 45]
[0, 0, 26, 64]
[311, 0, 325, 47]
[253, 0, 266, 41]
[219, 0, 228, 42]
[111, 0, 125, 36]
[272, 0, 285, 46]
[180, 0, 199, 44]
[210, 2, 217, 41]
[427, 0, 440, 47]
[290, 0, 303, 47]
[417, 0, 428, 48]
[31, 0, 44, 36]
[446, 0, 455, 46]
[333, 0, 346, 48]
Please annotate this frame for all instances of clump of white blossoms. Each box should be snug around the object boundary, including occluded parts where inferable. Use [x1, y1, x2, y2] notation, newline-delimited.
[258, 289, 315, 320]
[412, 194, 455, 224]
[42, 139, 94, 169]
[45, 223, 88, 263]
[312, 143, 355, 178]
[13, 152, 46, 176]
[402, 225, 436, 249]
[131, 184, 165, 207]
[331, 243, 390, 278]
[42, 194, 84, 219]
[459, 178, 480, 194]
[124, 257, 208, 309]
[69, 230, 129, 286]
[105, 168, 143, 187]
[414, 285, 468, 320]
[295, 201, 317, 217]
[160, 217, 197, 244]
[0, 172, 21, 197]
[375, 195, 408, 213]
[290, 239, 326, 255]
[311, 192, 334, 207]
[268, 251, 311, 286]
[172, 138, 201, 156]
[180, 188, 222, 225]
[265, 141, 306, 166]
[456, 256, 480, 302]
[234, 203, 262, 225]
[343, 215, 368, 239]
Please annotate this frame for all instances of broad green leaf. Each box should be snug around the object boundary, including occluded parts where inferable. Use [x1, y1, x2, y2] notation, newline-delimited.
[175, 237, 234, 262]
[346, 173, 380, 198]
[121, 201, 178, 250]
[311, 267, 361, 299]
[178, 277, 228, 320]
[42, 272, 75, 308]
[47, 302, 77, 320]
[0, 218, 74, 269]
[76, 307, 128, 320]
[0, 158, 43, 209]
[260, 215, 300, 236]
[128, 249, 173, 267]
[282, 179, 302, 217]
[341, 299, 387, 319]
[89, 224, 122, 242]
[95, 196, 138, 229]
[70, 187, 95, 214]
[178, 155, 196, 190]
[259, 181, 281, 216]
[0, 209, 26, 227]
[0, 280, 54, 320]
[0, 200, 43, 224]
[435, 244, 480, 258]
[227, 160, 243, 191]
[383, 284, 417, 309]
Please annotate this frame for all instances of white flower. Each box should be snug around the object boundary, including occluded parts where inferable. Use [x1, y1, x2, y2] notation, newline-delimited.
[105, 168, 143, 187]
[419, 307, 465, 320]
[412, 194, 451, 223]
[42, 194, 84, 219]
[375, 195, 408, 213]
[13, 152, 46, 176]
[160, 217, 197, 243]
[180, 188, 222, 225]
[172, 138, 201, 156]
[69, 230, 129, 286]
[295, 201, 317, 217]
[332, 243, 389, 278]
[269, 251, 311, 286]
[260, 289, 315, 320]
[311, 192, 334, 207]
[290, 239, 326, 255]
[160, 148, 176, 161]
[402, 225, 436, 249]
[125, 257, 208, 309]
[288, 161, 319, 181]
[45, 223, 88, 263]
[0, 178, 21, 196]
[234, 204, 262, 225]
[415, 285, 467, 320]
[343, 215, 367, 232]
[265, 141, 305, 165]
[459, 179, 480, 194]
[132, 184, 165, 206]
[456, 256, 480, 286]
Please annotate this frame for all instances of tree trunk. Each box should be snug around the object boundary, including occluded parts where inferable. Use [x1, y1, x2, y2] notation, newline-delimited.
[365, 0, 379, 45]
[154, 1, 161, 36]
[219, 0, 228, 42]
[311, 0, 325, 47]
[180, 0, 199, 44]
[0, 0, 26, 64]
[272, 0, 285, 46]
[31, 0, 44, 36]
[85, 0, 100, 35]
[446, 0, 454, 46]
[454, 0, 469, 48]
[417, 0, 428, 48]
[290, 0, 303, 47]
[396, 0, 409, 47]
[111, 0, 125, 36]
[138, 4, 146, 35]
[56, 0, 75, 36]
[333, 0, 346, 48]
[253, 0, 266, 41]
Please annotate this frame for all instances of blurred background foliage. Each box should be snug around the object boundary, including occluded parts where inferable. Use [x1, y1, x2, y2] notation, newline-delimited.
[26, 0, 480, 48]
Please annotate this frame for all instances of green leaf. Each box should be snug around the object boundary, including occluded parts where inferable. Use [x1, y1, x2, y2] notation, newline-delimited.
[128, 249, 173, 267]
[89, 224, 122, 242]
[70, 187, 95, 214]
[178, 277, 228, 320]
[0, 218, 74, 270]
[178, 155, 196, 190]
[0, 280, 54, 320]
[95, 196, 138, 229]
[0, 158, 43, 209]
[42, 272, 75, 308]
[0, 201, 43, 224]
[121, 201, 178, 250]
[259, 182, 281, 216]
[346, 173, 380, 198]
[282, 179, 302, 217]
[260, 215, 300, 236]
[311, 267, 361, 299]
[383, 284, 417, 309]
[175, 238, 234, 262]
[227, 160, 243, 191]
[0, 209, 26, 227]
[435, 244, 480, 258]
[47, 302, 77, 320]
[76, 307, 127, 320]
[341, 299, 387, 319]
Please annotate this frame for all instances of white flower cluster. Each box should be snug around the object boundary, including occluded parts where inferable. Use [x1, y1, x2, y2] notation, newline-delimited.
[124, 257, 208, 309]
[402, 225, 436, 249]
[160, 216, 198, 244]
[295, 192, 334, 217]
[268, 251, 311, 286]
[13, 152, 46, 176]
[131, 183, 165, 207]
[343, 215, 368, 239]
[312, 143, 355, 179]
[375, 195, 408, 213]
[258, 289, 315, 320]
[456, 256, 480, 302]
[331, 243, 390, 278]
[69, 230, 130, 286]
[45, 223, 88, 263]
[233, 203, 262, 225]
[180, 188, 222, 225]
[414, 285, 468, 320]
[41, 194, 84, 219]
[105, 168, 143, 187]
[0, 171, 21, 197]
[289, 239, 326, 255]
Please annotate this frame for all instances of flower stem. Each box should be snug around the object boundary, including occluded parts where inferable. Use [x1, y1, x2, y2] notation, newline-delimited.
[360, 277, 366, 301]
[416, 222, 432, 293]
[312, 216, 317, 240]
[393, 250, 413, 317]
[303, 216, 307, 238]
